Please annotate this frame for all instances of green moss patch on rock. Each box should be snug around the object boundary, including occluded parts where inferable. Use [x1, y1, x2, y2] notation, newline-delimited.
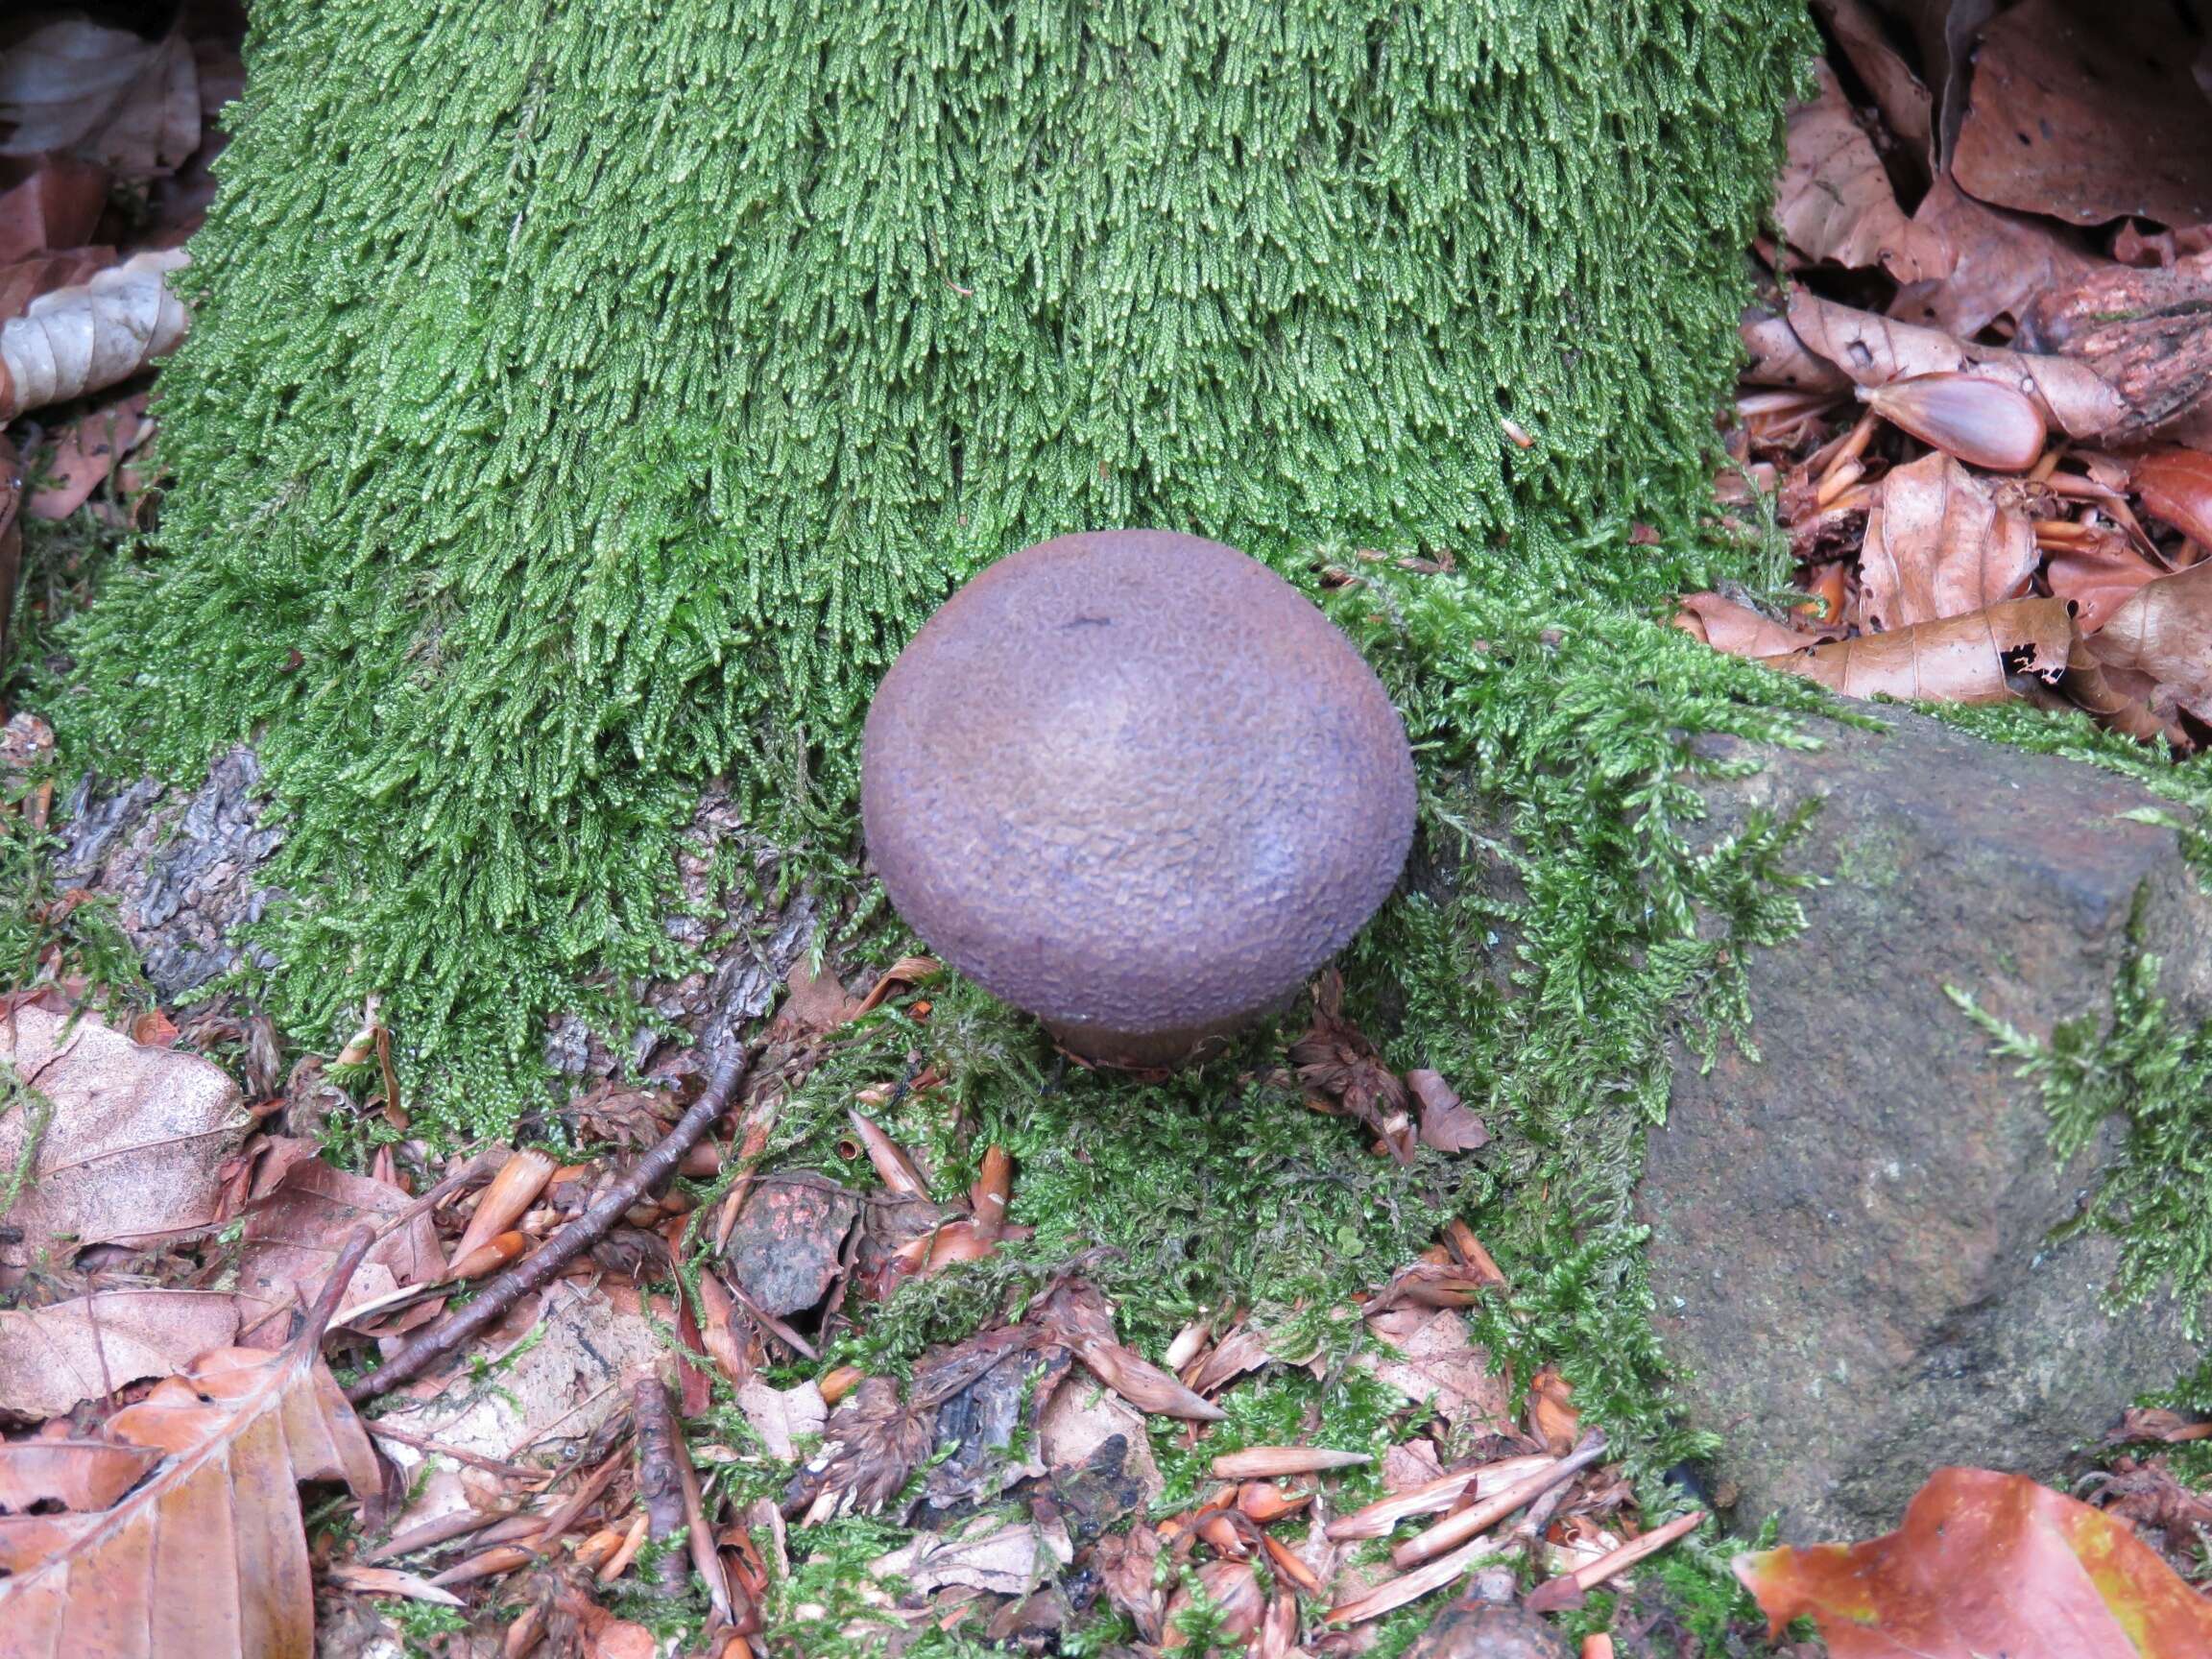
[46, 0, 1809, 1128]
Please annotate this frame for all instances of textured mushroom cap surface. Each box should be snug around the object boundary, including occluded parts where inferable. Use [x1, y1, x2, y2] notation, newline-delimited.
[861, 529, 1416, 1038]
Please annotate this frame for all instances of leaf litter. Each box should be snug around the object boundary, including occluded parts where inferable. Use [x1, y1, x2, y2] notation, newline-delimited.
[1693, 5, 2212, 757]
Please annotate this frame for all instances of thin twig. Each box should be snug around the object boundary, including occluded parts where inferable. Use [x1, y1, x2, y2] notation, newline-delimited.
[345, 1041, 758, 1403]
[368, 1423, 552, 1481]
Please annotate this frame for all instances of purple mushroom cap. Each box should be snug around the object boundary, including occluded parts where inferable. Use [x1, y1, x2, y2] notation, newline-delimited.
[861, 529, 1417, 1066]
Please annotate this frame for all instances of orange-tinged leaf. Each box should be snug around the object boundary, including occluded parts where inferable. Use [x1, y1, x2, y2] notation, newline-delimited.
[2131, 446, 2212, 550]
[1734, 1467, 2212, 1659]
[1858, 452, 2036, 630]
[2046, 528, 2169, 634]
[0, 1231, 384, 1659]
[1758, 596, 2071, 703]
[0, 1288, 240, 1419]
[0, 1442, 159, 1513]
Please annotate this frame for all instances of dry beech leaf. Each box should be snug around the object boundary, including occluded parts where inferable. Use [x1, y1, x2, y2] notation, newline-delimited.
[1406, 1069, 1489, 1154]
[2080, 561, 2212, 726]
[1785, 290, 2126, 440]
[1809, 0, 1930, 157]
[1887, 175, 2094, 339]
[0, 247, 190, 421]
[1358, 1306, 1512, 1436]
[2044, 529, 2167, 634]
[0, 1002, 249, 1262]
[1735, 1466, 2212, 1657]
[1527, 1365, 1578, 1455]
[1741, 307, 1853, 394]
[1775, 62, 1943, 278]
[27, 393, 152, 520]
[237, 1156, 445, 1346]
[1860, 375, 2046, 473]
[0, 18, 200, 179]
[736, 1377, 827, 1461]
[0, 1230, 384, 1658]
[0, 1442, 159, 1513]
[1950, 0, 2212, 232]
[0, 156, 107, 265]
[2130, 446, 2212, 550]
[0, 1288, 240, 1419]
[772, 955, 863, 1040]
[1674, 592, 1810, 658]
[1858, 452, 2036, 631]
[1757, 596, 2071, 704]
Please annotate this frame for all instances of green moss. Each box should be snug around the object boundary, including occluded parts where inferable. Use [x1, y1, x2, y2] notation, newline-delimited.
[40, 0, 1811, 1129]
[1951, 896, 2212, 1335]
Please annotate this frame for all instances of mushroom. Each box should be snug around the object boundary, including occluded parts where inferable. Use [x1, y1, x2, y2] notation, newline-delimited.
[861, 528, 1416, 1067]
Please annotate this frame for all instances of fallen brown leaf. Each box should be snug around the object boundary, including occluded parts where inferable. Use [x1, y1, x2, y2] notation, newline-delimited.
[0, 1001, 249, 1263]
[0, 156, 106, 264]
[0, 1287, 239, 1418]
[1887, 176, 2095, 339]
[0, 1230, 384, 1658]
[1526, 1365, 1578, 1456]
[1809, 0, 1931, 160]
[0, 1441, 158, 1512]
[1775, 62, 1943, 277]
[1756, 596, 2071, 703]
[1950, 0, 2212, 232]
[1359, 1306, 1513, 1436]
[1858, 452, 2036, 630]
[237, 1155, 445, 1345]
[0, 16, 200, 180]
[1407, 1069, 1490, 1154]
[1735, 1467, 2212, 1657]
[1786, 290, 2126, 440]
[1674, 591, 1813, 659]
[772, 955, 862, 1040]
[2076, 560, 2212, 727]
[736, 1376, 827, 1461]
[2044, 528, 2167, 634]
[2130, 446, 2212, 550]
[26, 393, 151, 519]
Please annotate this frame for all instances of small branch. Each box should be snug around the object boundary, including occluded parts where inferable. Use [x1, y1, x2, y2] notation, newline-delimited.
[1524, 1508, 1706, 1613]
[634, 1375, 690, 1599]
[346, 1042, 758, 1403]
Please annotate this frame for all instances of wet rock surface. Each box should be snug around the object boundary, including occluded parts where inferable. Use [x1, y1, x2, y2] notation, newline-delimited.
[1640, 705, 2210, 1540]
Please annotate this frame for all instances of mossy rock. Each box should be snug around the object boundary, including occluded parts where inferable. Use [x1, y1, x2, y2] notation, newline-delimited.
[1640, 705, 2212, 1539]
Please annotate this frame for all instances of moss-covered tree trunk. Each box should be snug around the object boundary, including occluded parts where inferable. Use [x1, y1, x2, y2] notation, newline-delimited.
[60, 0, 1805, 1126]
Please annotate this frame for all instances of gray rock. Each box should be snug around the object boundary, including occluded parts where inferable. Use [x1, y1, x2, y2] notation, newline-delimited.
[59, 748, 285, 998]
[722, 1171, 861, 1318]
[1640, 705, 2210, 1541]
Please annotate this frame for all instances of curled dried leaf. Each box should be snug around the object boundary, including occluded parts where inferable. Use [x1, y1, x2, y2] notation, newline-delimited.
[1758, 596, 2071, 704]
